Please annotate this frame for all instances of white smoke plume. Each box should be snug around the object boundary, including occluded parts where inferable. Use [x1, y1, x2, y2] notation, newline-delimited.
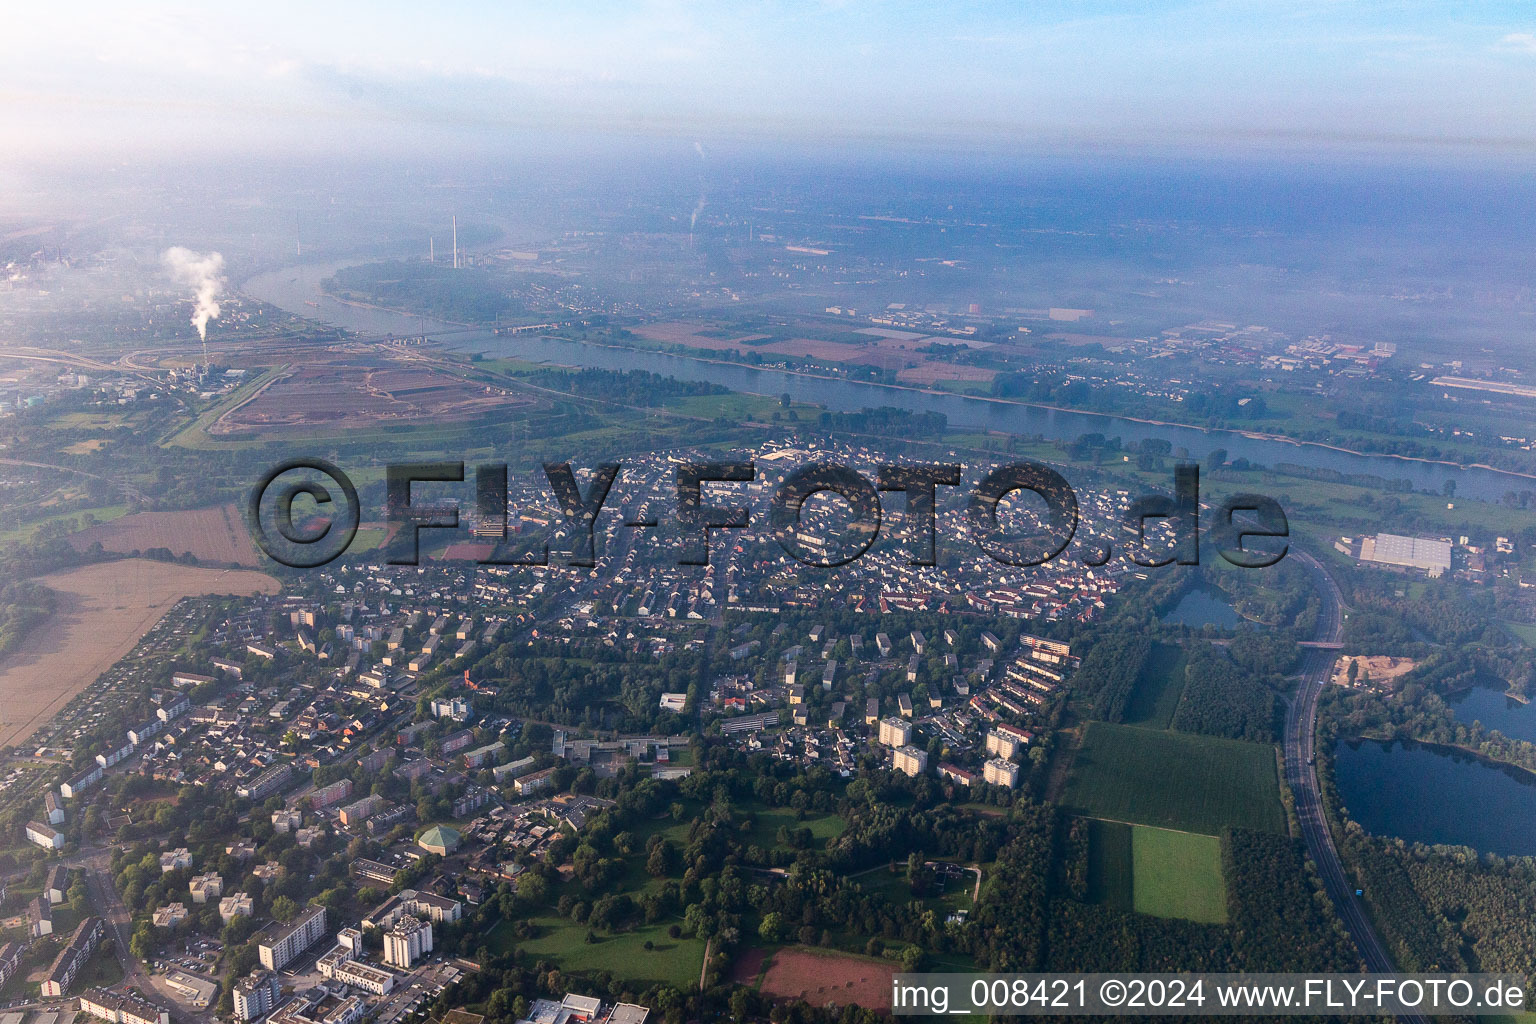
[690, 140, 707, 233]
[162, 247, 226, 341]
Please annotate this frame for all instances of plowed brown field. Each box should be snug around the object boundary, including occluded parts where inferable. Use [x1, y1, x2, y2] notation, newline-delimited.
[68, 506, 260, 566]
[0, 560, 278, 749]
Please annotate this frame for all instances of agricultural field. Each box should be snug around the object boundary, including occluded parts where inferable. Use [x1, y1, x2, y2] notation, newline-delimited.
[663, 392, 804, 422]
[629, 319, 998, 386]
[0, 559, 278, 750]
[347, 527, 387, 554]
[0, 504, 131, 548]
[67, 504, 260, 566]
[1122, 643, 1188, 729]
[1087, 820, 1227, 923]
[1062, 722, 1284, 836]
[1086, 818, 1135, 910]
[631, 323, 773, 350]
[894, 362, 996, 385]
[756, 948, 898, 1011]
[1133, 825, 1226, 923]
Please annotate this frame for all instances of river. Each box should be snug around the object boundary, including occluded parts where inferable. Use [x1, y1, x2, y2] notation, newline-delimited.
[243, 261, 1532, 502]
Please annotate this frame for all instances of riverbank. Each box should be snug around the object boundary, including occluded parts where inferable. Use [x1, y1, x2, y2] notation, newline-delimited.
[318, 283, 481, 330]
[461, 329, 1536, 483]
[1343, 730, 1536, 784]
[267, 271, 1536, 483]
[1333, 731, 1536, 857]
[1447, 682, 1533, 705]
[241, 260, 1536, 501]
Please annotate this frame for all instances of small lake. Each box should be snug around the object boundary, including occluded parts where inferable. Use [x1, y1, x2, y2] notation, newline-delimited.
[1160, 587, 1244, 629]
[1333, 737, 1536, 857]
[1447, 683, 1536, 744]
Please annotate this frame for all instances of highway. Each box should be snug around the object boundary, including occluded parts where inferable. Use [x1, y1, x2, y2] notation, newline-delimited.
[1284, 551, 1427, 1024]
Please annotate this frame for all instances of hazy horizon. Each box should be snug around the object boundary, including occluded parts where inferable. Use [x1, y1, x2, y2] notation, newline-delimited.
[6, 1, 1536, 165]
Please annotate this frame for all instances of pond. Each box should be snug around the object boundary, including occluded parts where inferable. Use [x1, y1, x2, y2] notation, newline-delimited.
[1160, 587, 1244, 629]
[1333, 737, 1536, 857]
[1447, 683, 1536, 744]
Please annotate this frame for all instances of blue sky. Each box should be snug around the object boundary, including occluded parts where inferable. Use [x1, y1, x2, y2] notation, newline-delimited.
[4, 1, 1536, 160]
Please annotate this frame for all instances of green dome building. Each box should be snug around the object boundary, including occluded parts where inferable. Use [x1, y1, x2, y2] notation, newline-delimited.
[417, 823, 461, 856]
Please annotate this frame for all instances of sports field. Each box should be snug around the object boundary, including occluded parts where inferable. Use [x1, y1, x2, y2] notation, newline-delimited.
[1063, 722, 1284, 835]
[1086, 820, 1227, 923]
